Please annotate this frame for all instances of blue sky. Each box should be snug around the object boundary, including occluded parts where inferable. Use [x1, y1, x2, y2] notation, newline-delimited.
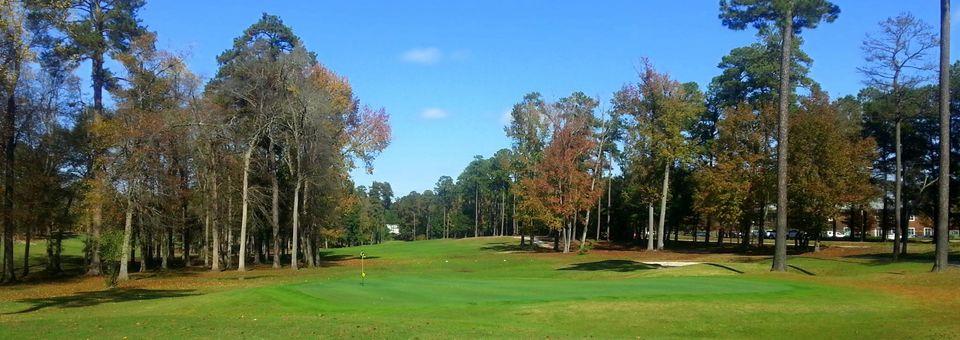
[135, 0, 957, 195]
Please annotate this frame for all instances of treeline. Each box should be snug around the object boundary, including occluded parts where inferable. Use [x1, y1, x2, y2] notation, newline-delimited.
[0, 2, 390, 283]
[1, 0, 955, 284]
[387, 1, 955, 272]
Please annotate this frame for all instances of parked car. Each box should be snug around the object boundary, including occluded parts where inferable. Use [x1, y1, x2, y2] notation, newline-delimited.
[787, 229, 801, 239]
[695, 231, 708, 238]
[764, 230, 775, 238]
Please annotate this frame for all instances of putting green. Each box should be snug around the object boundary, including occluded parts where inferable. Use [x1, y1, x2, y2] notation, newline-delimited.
[274, 275, 798, 309]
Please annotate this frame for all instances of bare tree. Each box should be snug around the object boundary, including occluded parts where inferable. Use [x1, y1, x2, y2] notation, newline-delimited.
[859, 12, 937, 260]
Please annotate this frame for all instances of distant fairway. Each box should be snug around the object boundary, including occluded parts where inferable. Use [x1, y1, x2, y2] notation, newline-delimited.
[1, 237, 958, 339]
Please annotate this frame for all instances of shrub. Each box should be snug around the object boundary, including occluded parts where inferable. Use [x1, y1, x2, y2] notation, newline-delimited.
[98, 230, 124, 287]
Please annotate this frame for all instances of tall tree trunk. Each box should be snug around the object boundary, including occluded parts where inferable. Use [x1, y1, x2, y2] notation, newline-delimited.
[46, 223, 57, 273]
[512, 193, 517, 236]
[500, 190, 505, 237]
[596, 187, 602, 241]
[291, 176, 301, 270]
[182, 210, 191, 267]
[657, 163, 670, 250]
[304, 181, 315, 266]
[203, 209, 209, 268]
[139, 214, 148, 273]
[211, 175, 221, 271]
[706, 215, 712, 244]
[772, 9, 793, 272]
[227, 186, 234, 269]
[553, 228, 559, 251]
[606, 177, 612, 242]
[2, 91, 16, 282]
[86, 54, 105, 277]
[901, 205, 909, 256]
[48, 194, 70, 274]
[119, 194, 134, 281]
[21, 224, 30, 277]
[934, 0, 951, 272]
[580, 209, 592, 252]
[270, 137, 280, 268]
[167, 227, 174, 269]
[893, 119, 902, 261]
[238, 143, 255, 272]
[647, 204, 655, 251]
[161, 227, 169, 270]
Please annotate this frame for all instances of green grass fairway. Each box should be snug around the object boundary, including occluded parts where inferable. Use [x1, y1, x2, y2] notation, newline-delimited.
[1, 237, 959, 338]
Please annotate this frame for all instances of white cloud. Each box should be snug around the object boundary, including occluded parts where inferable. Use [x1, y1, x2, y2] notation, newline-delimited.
[420, 108, 449, 120]
[401, 47, 442, 65]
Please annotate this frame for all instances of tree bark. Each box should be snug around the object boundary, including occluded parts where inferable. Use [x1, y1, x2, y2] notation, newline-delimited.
[182, 210, 191, 267]
[139, 214, 148, 272]
[657, 163, 670, 250]
[596, 186, 602, 241]
[500, 190, 505, 238]
[46, 222, 59, 274]
[2, 91, 16, 282]
[553, 228, 559, 251]
[290, 157, 303, 270]
[238, 142, 255, 272]
[647, 204, 655, 251]
[893, 119, 902, 261]
[901, 205, 909, 256]
[933, 0, 951, 272]
[83, 52, 105, 277]
[706, 215, 712, 244]
[270, 137, 280, 268]
[291, 176, 301, 270]
[203, 209, 209, 268]
[227, 185, 234, 269]
[512, 193, 517, 236]
[161, 227, 170, 270]
[772, 9, 793, 272]
[119, 194, 134, 281]
[606, 177, 612, 242]
[211, 175, 221, 271]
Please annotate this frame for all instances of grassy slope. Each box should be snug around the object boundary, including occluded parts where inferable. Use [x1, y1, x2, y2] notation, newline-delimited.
[0, 237, 958, 339]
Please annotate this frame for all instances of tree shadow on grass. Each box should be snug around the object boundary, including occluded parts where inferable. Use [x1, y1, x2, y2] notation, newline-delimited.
[595, 240, 812, 256]
[787, 265, 816, 276]
[839, 251, 960, 266]
[703, 263, 745, 274]
[6, 288, 198, 315]
[558, 260, 660, 272]
[481, 242, 553, 253]
[313, 252, 380, 268]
